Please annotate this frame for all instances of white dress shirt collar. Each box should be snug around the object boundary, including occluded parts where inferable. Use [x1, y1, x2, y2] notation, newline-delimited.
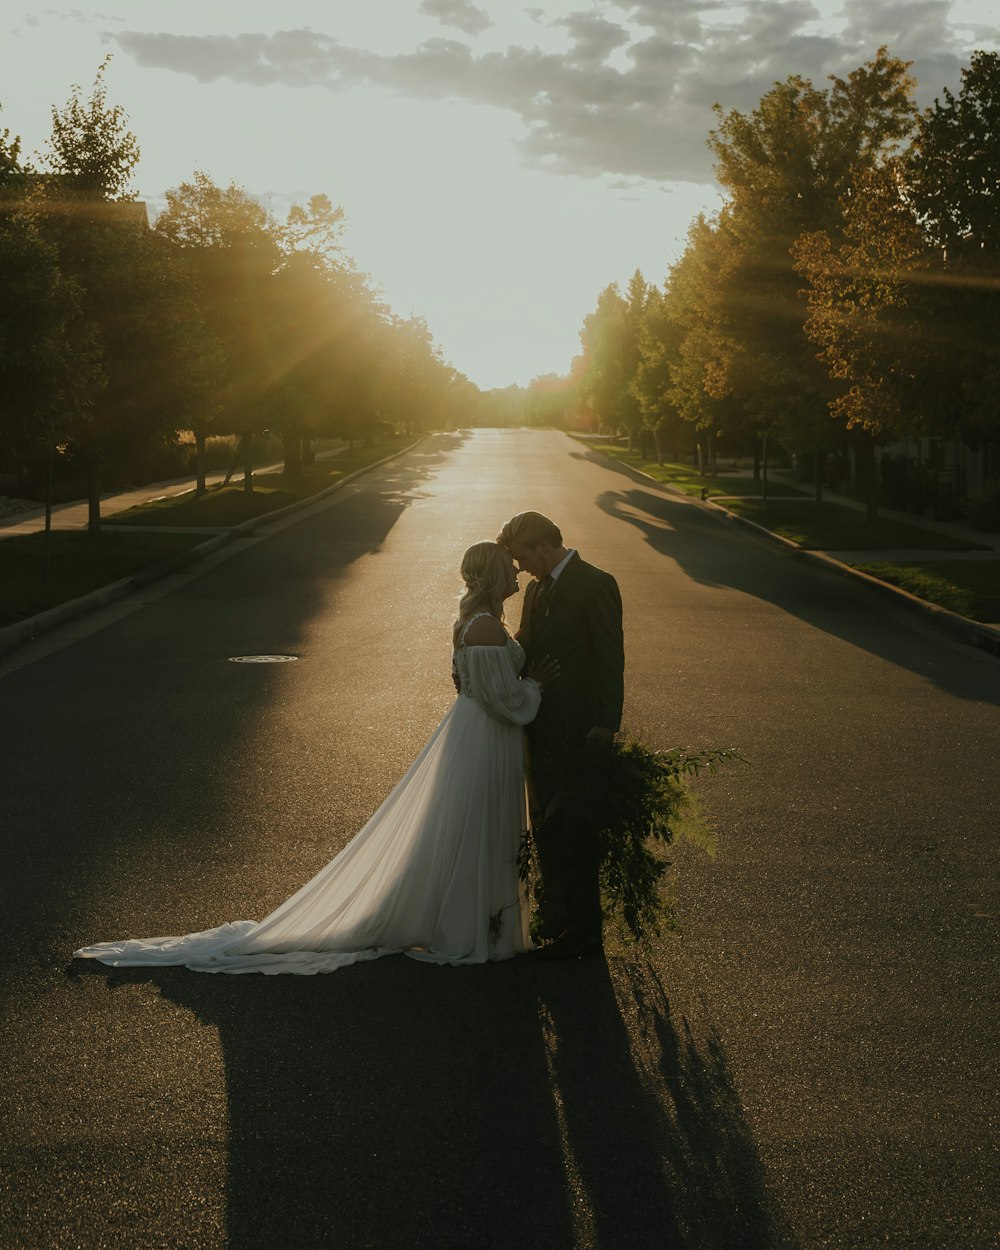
[548, 548, 576, 582]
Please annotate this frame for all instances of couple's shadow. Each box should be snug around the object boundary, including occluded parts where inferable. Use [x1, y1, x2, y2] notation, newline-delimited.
[85, 952, 788, 1248]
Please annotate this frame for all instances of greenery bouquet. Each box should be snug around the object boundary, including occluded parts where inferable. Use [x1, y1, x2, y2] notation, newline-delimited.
[520, 739, 742, 942]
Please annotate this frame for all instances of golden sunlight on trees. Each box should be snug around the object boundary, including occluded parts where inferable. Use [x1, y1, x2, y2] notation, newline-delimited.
[0, 63, 462, 527]
[4, 50, 1000, 532]
[564, 48, 1000, 524]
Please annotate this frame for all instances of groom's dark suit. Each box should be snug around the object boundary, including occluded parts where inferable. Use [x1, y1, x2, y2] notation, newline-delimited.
[519, 552, 624, 940]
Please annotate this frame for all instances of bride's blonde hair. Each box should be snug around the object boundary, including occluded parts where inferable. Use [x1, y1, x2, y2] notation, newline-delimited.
[453, 541, 510, 647]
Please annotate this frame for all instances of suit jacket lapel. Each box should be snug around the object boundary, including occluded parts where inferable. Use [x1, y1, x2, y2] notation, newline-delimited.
[529, 552, 583, 647]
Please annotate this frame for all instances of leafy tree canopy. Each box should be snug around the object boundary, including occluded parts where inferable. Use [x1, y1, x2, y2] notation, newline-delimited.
[44, 56, 140, 200]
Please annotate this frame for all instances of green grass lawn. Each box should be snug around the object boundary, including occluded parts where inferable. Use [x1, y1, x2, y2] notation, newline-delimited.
[0, 530, 209, 627]
[578, 435, 986, 550]
[105, 439, 412, 529]
[575, 437, 807, 498]
[852, 560, 1000, 623]
[722, 497, 987, 551]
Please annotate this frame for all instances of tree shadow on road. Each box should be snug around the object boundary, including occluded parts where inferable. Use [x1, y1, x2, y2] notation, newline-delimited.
[534, 953, 794, 1249]
[1, 433, 472, 963]
[592, 479, 1000, 706]
[74, 948, 792, 1249]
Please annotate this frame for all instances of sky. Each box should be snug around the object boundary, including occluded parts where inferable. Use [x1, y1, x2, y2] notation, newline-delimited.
[2, 2, 998, 390]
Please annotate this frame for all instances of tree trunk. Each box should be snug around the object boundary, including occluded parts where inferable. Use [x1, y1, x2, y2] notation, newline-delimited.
[857, 433, 879, 521]
[695, 439, 705, 477]
[653, 426, 663, 466]
[194, 429, 207, 497]
[302, 438, 316, 466]
[814, 447, 824, 506]
[282, 432, 303, 481]
[761, 434, 769, 508]
[86, 455, 101, 535]
[242, 433, 254, 493]
[43, 439, 55, 587]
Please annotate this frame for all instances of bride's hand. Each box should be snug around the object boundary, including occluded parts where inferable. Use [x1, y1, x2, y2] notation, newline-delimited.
[528, 655, 559, 690]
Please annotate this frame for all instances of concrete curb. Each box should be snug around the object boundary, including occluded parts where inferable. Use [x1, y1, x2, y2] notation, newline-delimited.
[581, 440, 1000, 659]
[0, 438, 425, 661]
[707, 499, 1000, 657]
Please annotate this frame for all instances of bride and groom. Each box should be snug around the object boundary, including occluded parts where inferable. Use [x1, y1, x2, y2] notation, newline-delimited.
[74, 511, 625, 973]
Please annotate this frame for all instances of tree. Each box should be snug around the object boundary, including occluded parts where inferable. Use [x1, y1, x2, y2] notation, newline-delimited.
[659, 214, 759, 475]
[154, 172, 283, 492]
[267, 195, 386, 473]
[437, 370, 480, 430]
[618, 270, 651, 451]
[706, 50, 918, 495]
[793, 52, 1000, 516]
[576, 284, 628, 436]
[629, 285, 687, 465]
[45, 56, 139, 199]
[905, 50, 1000, 442]
[0, 119, 87, 465]
[284, 193, 346, 257]
[523, 373, 575, 429]
[34, 64, 197, 532]
[377, 314, 452, 437]
[793, 162, 926, 516]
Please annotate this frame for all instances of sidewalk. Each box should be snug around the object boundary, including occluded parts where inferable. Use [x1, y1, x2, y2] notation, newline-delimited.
[591, 444, 1000, 647]
[0, 443, 349, 539]
[715, 467, 1000, 556]
[0, 437, 418, 661]
[703, 468, 1000, 636]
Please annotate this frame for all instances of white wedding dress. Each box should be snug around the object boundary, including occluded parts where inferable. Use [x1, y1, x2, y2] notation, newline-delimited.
[74, 618, 541, 974]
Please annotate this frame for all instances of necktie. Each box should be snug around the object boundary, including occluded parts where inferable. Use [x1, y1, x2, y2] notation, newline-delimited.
[536, 575, 554, 618]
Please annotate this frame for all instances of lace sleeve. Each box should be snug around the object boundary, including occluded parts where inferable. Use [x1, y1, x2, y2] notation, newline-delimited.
[464, 645, 541, 726]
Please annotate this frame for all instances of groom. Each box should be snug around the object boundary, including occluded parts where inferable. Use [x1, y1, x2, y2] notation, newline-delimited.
[498, 511, 624, 959]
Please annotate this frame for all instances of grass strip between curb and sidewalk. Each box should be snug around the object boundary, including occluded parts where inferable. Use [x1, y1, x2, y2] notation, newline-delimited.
[105, 440, 408, 528]
[579, 434, 1000, 651]
[574, 438, 806, 498]
[719, 497, 987, 552]
[851, 561, 1000, 625]
[576, 437, 987, 553]
[0, 436, 419, 635]
[1, 531, 209, 628]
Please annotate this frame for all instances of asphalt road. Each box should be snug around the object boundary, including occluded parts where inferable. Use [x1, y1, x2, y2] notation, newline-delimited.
[1, 429, 997, 1249]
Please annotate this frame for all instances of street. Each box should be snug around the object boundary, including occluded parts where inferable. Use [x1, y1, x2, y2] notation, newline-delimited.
[1, 428, 997, 1248]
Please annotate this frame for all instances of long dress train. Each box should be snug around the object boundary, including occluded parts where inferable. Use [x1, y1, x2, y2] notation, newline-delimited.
[73, 626, 540, 974]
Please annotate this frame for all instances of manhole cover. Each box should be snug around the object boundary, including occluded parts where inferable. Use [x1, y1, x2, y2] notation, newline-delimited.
[228, 655, 299, 664]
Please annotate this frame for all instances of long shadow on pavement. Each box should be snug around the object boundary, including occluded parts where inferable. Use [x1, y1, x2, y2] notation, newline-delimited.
[75, 949, 791, 1249]
[536, 954, 793, 1249]
[591, 476, 1000, 707]
[2, 435, 470, 965]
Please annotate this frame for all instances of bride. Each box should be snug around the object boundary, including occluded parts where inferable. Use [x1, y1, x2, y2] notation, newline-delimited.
[74, 542, 557, 975]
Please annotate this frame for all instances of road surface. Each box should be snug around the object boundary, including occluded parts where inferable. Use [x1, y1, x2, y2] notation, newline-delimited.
[1, 429, 997, 1248]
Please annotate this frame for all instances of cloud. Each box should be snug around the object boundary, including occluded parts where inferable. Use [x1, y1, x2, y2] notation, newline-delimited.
[41, 6, 126, 20]
[553, 11, 631, 64]
[419, 0, 492, 36]
[111, 2, 976, 185]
